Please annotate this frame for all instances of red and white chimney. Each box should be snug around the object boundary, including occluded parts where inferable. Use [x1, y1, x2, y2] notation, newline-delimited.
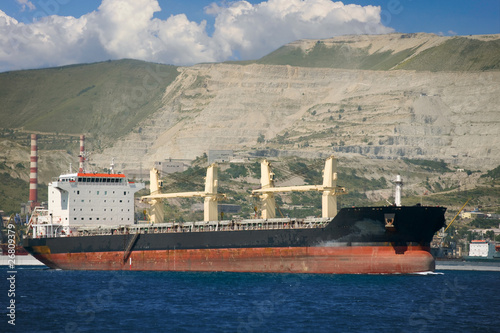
[79, 135, 85, 173]
[29, 134, 39, 210]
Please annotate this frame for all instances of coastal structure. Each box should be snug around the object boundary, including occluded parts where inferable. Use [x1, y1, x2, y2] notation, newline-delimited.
[468, 240, 500, 259]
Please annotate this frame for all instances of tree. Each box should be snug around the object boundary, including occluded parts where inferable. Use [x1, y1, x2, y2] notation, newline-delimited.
[485, 230, 495, 241]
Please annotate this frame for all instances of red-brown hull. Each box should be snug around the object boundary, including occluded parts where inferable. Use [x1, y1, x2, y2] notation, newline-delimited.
[34, 245, 434, 274]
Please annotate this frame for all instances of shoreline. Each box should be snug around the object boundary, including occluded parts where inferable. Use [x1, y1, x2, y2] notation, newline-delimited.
[436, 259, 500, 271]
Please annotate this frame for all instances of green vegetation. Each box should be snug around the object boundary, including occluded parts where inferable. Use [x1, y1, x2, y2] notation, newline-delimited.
[395, 186, 500, 210]
[0, 172, 47, 214]
[394, 37, 500, 71]
[288, 160, 322, 184]
[248, 161, 261, 178]
[481, 165, 500, 184]
[0, 59, 179, 144]
[0, 173, 27, 214]
[220, 164, 248, 181]
[0, 131, 82, 151]
[256, 42, 420, 70]
[168, 166, 205, 192]
[470, 218, 500, 229]
[403, 158, 450, 173]
[250, 36, 500, 72]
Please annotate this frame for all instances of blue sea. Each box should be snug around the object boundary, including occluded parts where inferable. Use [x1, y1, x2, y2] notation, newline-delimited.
[1, 267, 499, 332]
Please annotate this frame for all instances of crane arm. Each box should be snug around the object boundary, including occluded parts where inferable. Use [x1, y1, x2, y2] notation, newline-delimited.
[444, 198, 471, 232]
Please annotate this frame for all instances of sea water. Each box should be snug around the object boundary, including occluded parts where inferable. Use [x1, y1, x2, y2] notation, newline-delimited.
[1, 267, 499, 332]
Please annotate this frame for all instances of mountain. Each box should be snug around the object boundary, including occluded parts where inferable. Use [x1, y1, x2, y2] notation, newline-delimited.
[0, 59, 178, 144]
[1, 33, 500, 213]
[256, 33, 500, 71]
[87, 34, 500, 171]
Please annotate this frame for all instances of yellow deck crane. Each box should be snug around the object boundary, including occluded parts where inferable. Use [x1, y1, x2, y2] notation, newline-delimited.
[141, 164, 226, 223]
[251, 156, 347, 219]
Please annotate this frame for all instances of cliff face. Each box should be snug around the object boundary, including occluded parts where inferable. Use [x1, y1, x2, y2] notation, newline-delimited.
[93, 62, 500, 170]
[1, 33, 499, 174]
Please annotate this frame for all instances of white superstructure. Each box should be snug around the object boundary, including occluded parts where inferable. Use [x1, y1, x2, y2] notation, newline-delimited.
[468, 240, 495, 258]
[31, 172, 144, 237]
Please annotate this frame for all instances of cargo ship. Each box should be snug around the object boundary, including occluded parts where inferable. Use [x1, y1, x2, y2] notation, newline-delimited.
[23, 156, 446, 274]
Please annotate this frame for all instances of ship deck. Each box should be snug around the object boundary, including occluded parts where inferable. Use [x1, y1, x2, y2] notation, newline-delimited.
[29, 216, 332, 239]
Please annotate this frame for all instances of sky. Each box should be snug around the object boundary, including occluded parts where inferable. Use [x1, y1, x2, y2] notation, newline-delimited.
[0, 0, 499, 72]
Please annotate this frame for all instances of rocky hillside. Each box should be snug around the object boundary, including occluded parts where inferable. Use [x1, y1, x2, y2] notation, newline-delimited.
[94, 62, 500, 170]
[257, 33, 500, 71]
[1, 33, 499, 187]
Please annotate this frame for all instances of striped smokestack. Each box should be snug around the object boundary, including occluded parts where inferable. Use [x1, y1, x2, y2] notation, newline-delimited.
[29, 134, 39, 210]
[79, 135, 85, 173]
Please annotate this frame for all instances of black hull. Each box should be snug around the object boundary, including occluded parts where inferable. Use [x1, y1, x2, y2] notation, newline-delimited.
[25, 206, 445, 253]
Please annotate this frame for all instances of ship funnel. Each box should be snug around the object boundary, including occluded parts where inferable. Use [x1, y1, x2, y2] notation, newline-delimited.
[29, 134, 39, 211]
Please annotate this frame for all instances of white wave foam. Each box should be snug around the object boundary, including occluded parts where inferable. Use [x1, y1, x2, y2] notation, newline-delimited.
[413, 271, 444, 275]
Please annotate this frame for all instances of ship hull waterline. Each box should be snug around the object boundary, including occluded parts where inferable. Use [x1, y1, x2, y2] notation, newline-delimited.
[24, 206, 446, 274]
[29, 245, 434, 274]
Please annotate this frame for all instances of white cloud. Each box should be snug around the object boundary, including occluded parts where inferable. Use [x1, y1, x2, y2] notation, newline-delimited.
[210, 0, 392, 60]
[0, 0, 393, 72]
[16, 0, 36, 12]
